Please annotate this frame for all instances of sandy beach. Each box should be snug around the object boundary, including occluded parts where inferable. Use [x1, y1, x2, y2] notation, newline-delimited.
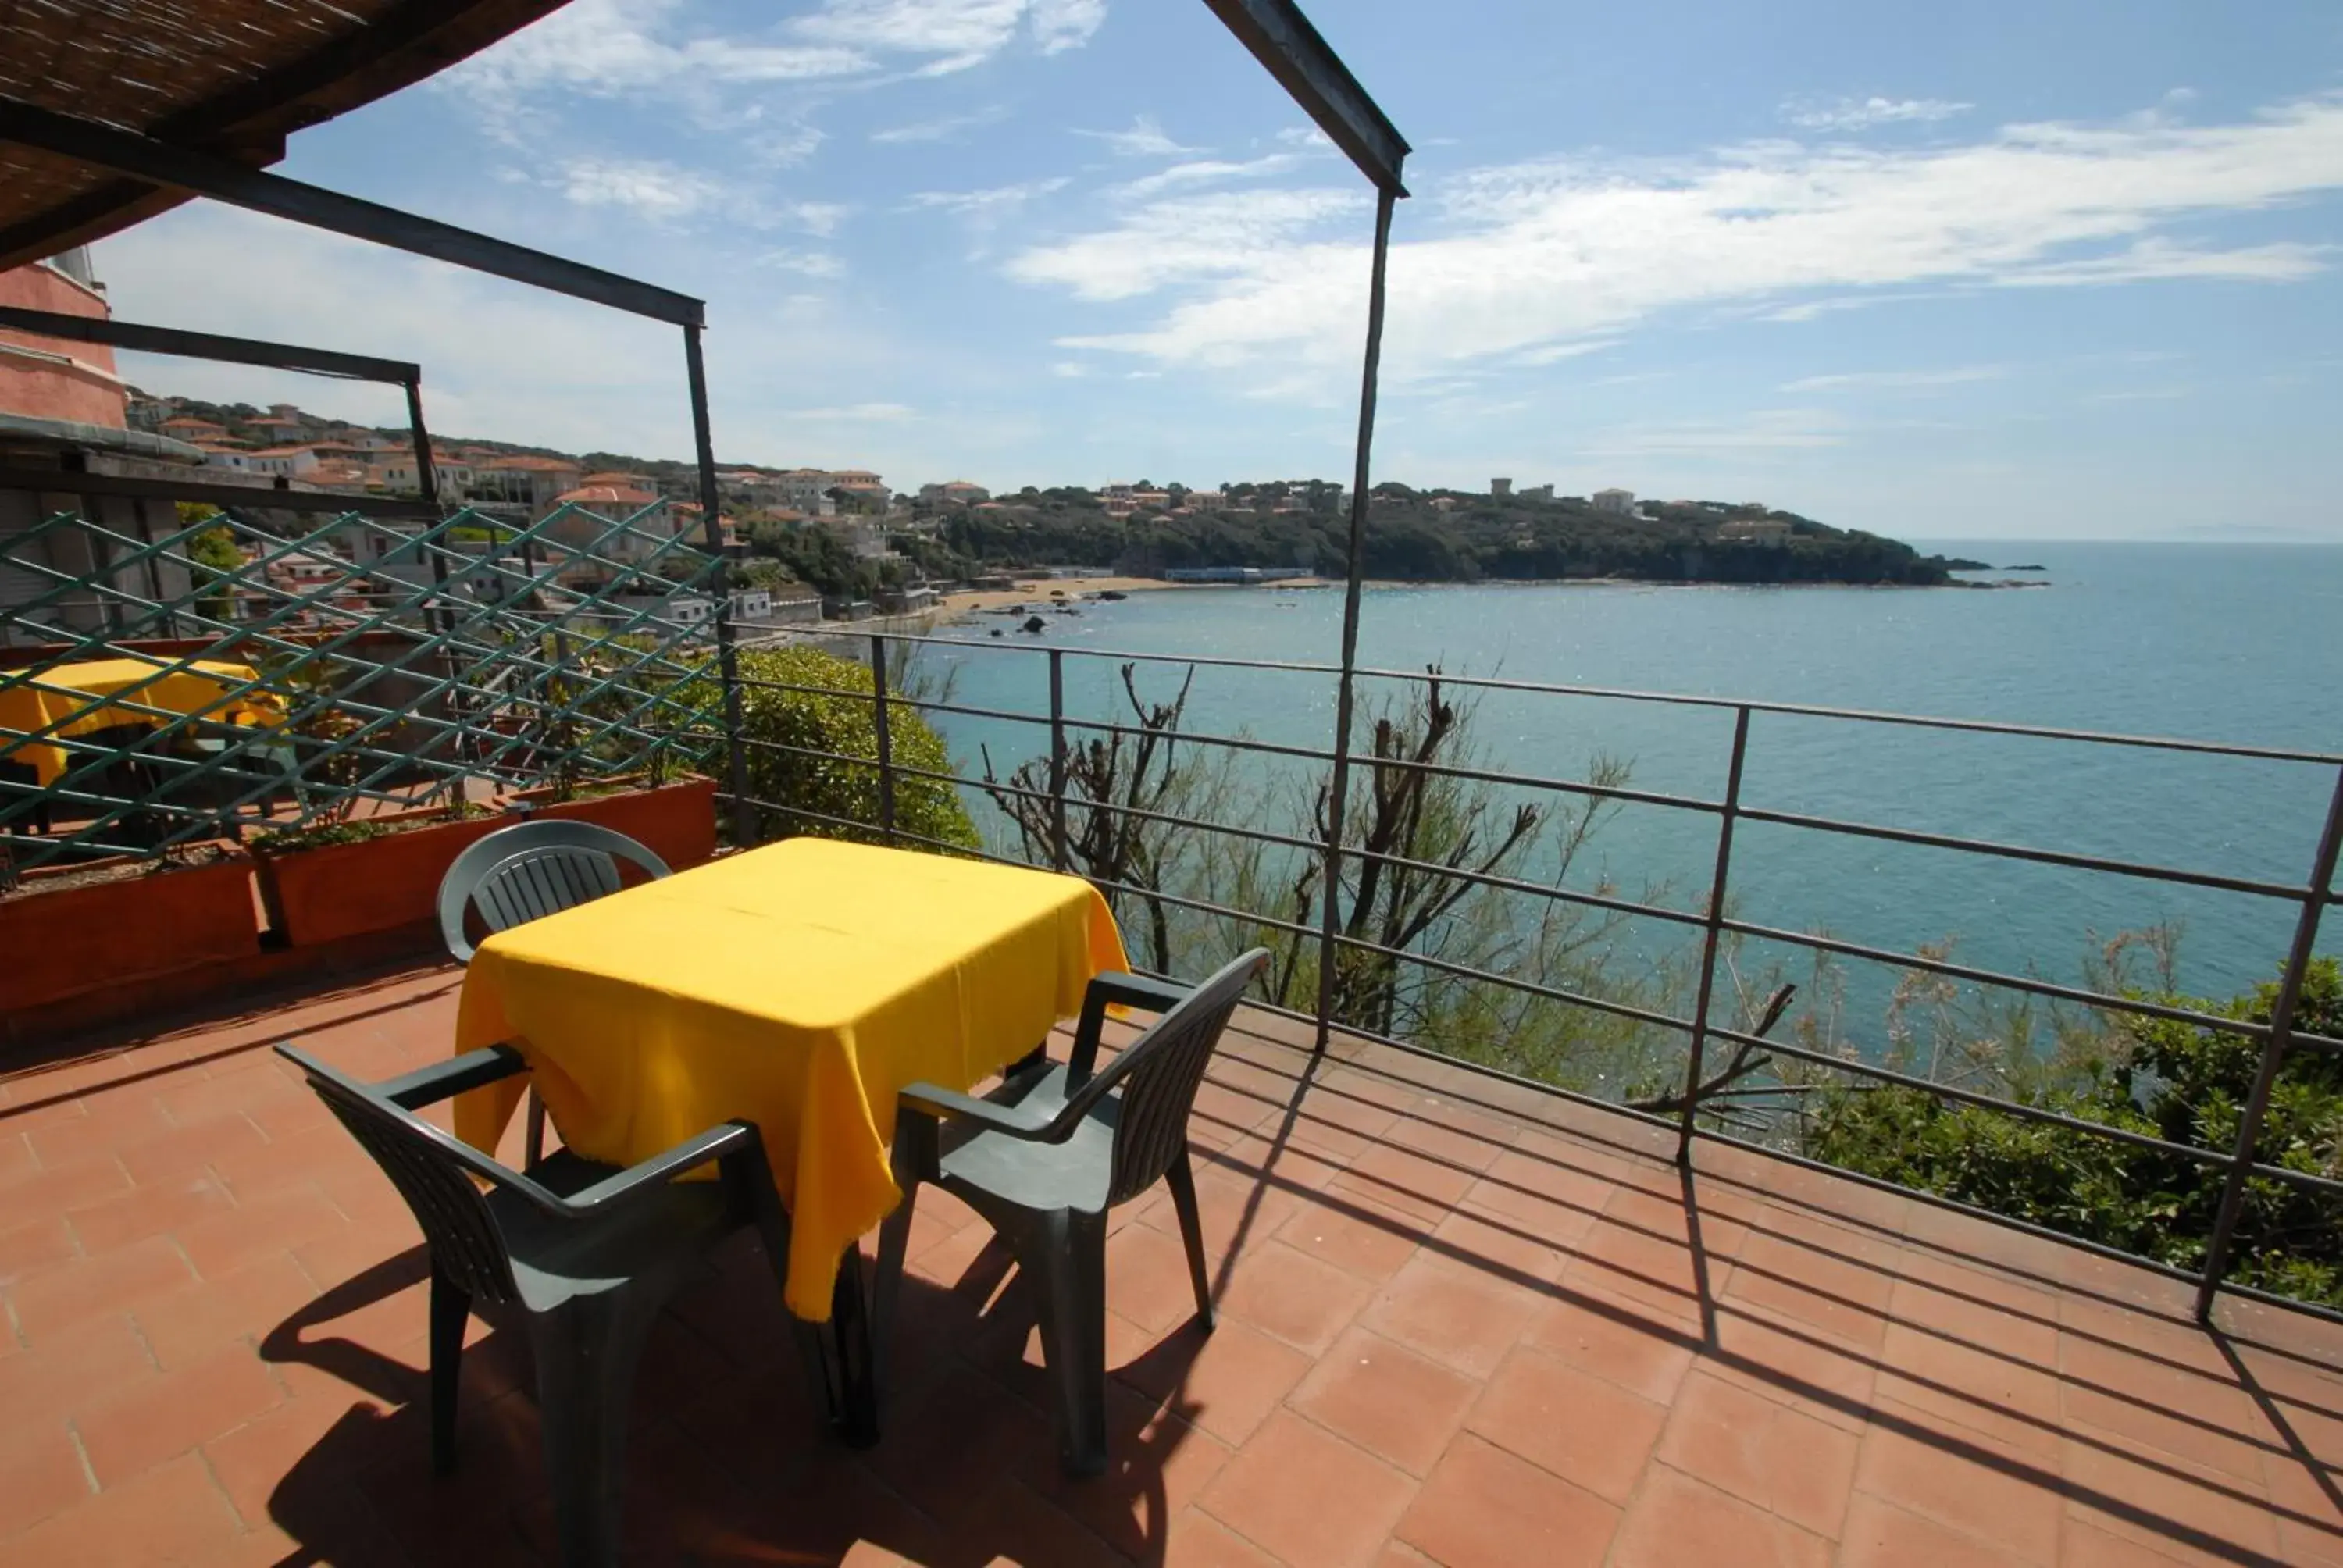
[936, 574, 1336, 619]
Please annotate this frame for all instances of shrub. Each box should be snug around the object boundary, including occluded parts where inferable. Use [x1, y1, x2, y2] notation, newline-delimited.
[719, 644, 979, 851]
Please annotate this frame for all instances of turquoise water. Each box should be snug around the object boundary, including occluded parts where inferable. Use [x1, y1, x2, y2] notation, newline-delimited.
[918, 544, 2342, 1017]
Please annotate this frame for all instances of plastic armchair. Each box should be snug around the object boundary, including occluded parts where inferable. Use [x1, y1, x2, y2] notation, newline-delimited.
[871, 948, 1270, 1477]
[435, 818, 670, 1167]
[276, 1041, 809, 1568]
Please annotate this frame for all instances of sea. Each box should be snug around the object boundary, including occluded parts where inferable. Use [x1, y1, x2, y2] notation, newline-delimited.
[916, 544, 2343, 1030]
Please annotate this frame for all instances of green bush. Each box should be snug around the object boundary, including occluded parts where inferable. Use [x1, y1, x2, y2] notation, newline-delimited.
[1804, 958, 2343, 1304]
[719, 644, 979, 851]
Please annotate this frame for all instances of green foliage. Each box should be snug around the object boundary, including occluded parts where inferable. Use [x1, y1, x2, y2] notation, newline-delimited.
[1805, 959, 2343, 1303]
[719, 645, 979, 851]
[179, 506, 241, 620]
[747, 520, 873, 600]
[932, 488, 1959, 587]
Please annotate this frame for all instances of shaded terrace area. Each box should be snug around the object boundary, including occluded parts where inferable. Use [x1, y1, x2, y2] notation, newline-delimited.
[1, 963, 2337, 1567]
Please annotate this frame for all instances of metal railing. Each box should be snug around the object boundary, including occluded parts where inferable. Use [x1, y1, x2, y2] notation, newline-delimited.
[1, 500, 734, 867]
[719, 622, 2341, 1327]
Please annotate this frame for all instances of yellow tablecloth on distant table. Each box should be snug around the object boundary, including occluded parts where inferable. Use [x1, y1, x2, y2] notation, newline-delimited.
[453, 836, 1129, 1319]
[0, 656, 286, 784]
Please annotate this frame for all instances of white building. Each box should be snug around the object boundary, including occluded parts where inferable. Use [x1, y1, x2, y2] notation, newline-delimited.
[1592, 487, 1636, 516]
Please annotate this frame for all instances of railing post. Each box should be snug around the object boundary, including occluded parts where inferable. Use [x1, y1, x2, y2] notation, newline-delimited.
[1314, 184, 1398, 1055]
[681, 323, 756, 849]
[1047, 648, 1069, 872]
[870, 634, 897, 844]
[1677, 705, 1753, 1164]
[2193, 761, 2343, 1323]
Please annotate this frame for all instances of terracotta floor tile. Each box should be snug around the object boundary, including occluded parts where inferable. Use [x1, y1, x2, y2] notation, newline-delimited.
[2263, 1456, 2343, 1568]
[1216, 1239, 1375, 1357]
[2061, 1427, 2284, 1567]
[1200, 1409, 1418, 1568]
[1564, 1210, 1729, 1320]
[175, 1185, 350, 1281]
[1888, 1249, 2063, 1366]
[1522, 1288, 1700, 1405]
[1288, 1325, 1482, 1477]
[1856, 1395, 2066, 1564]
[1332, 1141, 1482, 1227]
[0, 1450, 244, 1567]
[1018, 1384, 1233, 1562]
[1464, 1343, 1667, 1505]
[1608, 1464, 1831, 1568]
[1109, 1218, 1224, 1335]
[1162, 1507, 1285, 1568]
[866, 1363, 1053, 1528]
[1274, 1190, 1428, 1283]
[1838, 1491, 2036, 1568]
[1653, 1369, 1860, 1538]
[4, 1231, 197, 1345]
[0, 1149, 134, 1220]
[1396, 1432, 1619, 1568]
[73, 1338, 287, 1488]
[1724, 1225, 1897, 1352]
[1136, 1158, 1306, 1261]
[2061, 1331, 2279, 1481]
[115, 1111, 270, 1188]
[64, 1170, 238, 1257]
[0, 1420, 93, 1538]
[1118, 1317, 1314, 1447]
[0, 1215, 77, 1287]
[0, 1313, 159, 1431]
[1426, 1205, 1565, 1285]
[133, 1252, 323, 1372]
[1874, 1319, 2066, 1458]
[200, 1390, 384, 1528]
[1359, 1253, 1542, 1379]
[1703, 1303, 1880, 1431]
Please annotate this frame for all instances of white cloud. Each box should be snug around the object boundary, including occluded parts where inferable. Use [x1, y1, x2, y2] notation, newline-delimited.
[909, 176, 1071, 216]
[758, 248, 847, 278]
[554, 157, 726, 219]
[872, 107, 1004, 143]
[781, 401, 918, 420]
[1111, 152, 1306, 201]
[1781, 365, 2008, 392]
[788, 201, 851, 237]
[454, 0, 1104, 98]
[1784, 95, 1974, 131]
[1076, 115, 1203, 158]
[1013, 95, 2343, 387]
[1583, 408, 1852, 457]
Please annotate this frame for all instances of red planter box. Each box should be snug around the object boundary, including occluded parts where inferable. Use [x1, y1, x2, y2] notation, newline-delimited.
[254, 811, 512, 947]
[513, 775, 718, 871]
[0, 846, 259, 1013]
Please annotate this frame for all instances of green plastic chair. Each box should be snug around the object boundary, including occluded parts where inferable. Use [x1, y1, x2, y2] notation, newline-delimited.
[276, 1041, 799, 1568]
[872, 948, 1271, 1476]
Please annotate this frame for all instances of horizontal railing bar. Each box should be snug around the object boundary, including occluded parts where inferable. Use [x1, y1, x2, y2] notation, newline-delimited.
[881, 690, 1055, 728]
[1328, 930, 1699, 1035]
[839, 622, 2338, 765]
[1736, 804, 2311, 902]
[1346, 664, 2343, 767]
[1716, 918, 2282, 1042]
[1053, 713, 1342, 768]
[1082, 873, 1323, 941]
[777, 622, 1346, 678]
[1692, 1129, 2211, 1288]
[1706, 1024, 2236, 1166]
[1330, 744, 1726, 816]
[2240, 1159, 2343, 1198]
[718, 793, 883, 840]
[2210, 1276, 2343, 1327]
[724, 672, 1053, 730]
[0, 465, 441, 519]
[1346, 843, 1709, 929]
[730, 733, 880, 771]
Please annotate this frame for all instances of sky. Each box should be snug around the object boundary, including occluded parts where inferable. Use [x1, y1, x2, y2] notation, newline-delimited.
[91, 0, 2343, 540]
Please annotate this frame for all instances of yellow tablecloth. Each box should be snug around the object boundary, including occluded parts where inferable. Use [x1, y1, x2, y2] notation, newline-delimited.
[453, 836, 1129, 1319]
[0, 656, 285, 785]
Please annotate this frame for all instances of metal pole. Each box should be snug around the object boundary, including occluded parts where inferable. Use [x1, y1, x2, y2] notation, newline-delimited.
[2194, 762, 2343, 1322]
[1048, 648, 1070, 872]
[1677, 705, 1753, 1163]
[870, 634, 897, 843]
[1313, 185, 1398, 1053]
[683, 324, 755, 848]
[405, 377, 465, 784]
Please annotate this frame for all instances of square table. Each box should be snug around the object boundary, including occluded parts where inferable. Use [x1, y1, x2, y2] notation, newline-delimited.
[451, 836, 1128, 1329]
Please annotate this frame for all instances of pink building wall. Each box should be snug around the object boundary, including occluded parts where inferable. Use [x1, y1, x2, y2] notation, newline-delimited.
[0, 262, 126, 428]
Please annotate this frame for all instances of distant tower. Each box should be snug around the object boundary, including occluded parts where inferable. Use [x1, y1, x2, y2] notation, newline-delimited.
[1490, 477, 1512, 497]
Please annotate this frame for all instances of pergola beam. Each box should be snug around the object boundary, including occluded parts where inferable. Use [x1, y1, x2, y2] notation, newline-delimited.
[0, 305, 419, 385]
[1200, 0, 1410, 194]
[0, 98, 704, 329]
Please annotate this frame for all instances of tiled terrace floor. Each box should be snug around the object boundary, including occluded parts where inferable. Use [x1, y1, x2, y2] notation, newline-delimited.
[1, 965, 2338, 1567]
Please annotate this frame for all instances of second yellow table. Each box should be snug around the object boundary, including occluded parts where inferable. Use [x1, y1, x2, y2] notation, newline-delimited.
[454, 836, 1128, 1318]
